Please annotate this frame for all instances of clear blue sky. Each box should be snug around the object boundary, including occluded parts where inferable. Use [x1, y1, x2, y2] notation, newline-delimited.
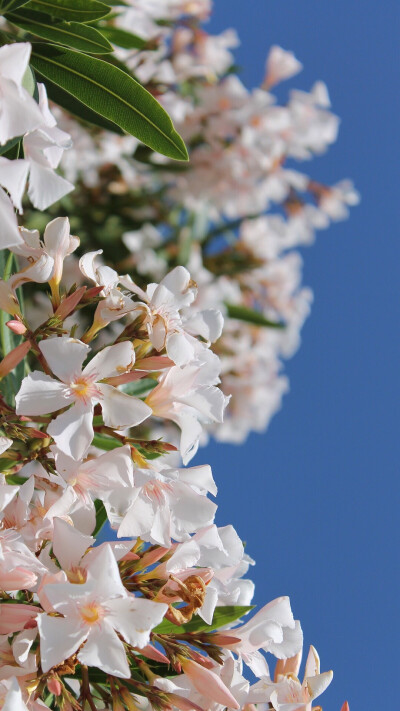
[196, 1, 399, 709]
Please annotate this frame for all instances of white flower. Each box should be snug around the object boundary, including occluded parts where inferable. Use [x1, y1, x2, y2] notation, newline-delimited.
[11, 217, 79, 288]
[222, 597, 303, 677]
[146, 356, 229, 463]
[0, 42, 43, 145]
[264, 46, 303, 88]
[37, 545, 168, 677]
[0, 84, 73, 212]
[15, 337, 152, 460]
[249, 645, 333, 709]
[114, 461, 217, 545]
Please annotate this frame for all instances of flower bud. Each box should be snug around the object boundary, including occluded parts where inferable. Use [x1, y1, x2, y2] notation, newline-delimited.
[6, 319, 27, 335]
[47, 677, 62, 696]
[0, 340, 31, 378]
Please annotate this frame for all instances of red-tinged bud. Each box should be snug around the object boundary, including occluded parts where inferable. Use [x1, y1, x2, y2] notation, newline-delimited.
[0, 340, 31, 378]
[47, 677, 62, 696]
[166, 693, 205, 711]
[28, 429, 48, 440]
[55, 286, 86, 319]
[105, 371, 145, 387]
[341, 703, 350, 711]
[140, 546, 170, 569]
[180, 659, 240, 709]
[6, 320, 27, 335]
[82, 285, 104, 301]
[210, 633, 242, 646]
[188, 650, 214, 668]
[135, 356, 175, 370]
[138, 644, 170, 664]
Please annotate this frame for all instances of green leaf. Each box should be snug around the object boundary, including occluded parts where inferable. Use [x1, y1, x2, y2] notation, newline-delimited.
[91, 432, 122, 451]
[40, 75, 123, 133]
[153, 605, 254, 635]
[7, 9, 113, 53]
[0, 0, 29, 12]
[93, 499, 108, 537]
[225, 303, 285, 329]
[121, 378, 157, 398]
[0, 136, 21, 157]
[30, 44, 188, 161]
[98, 25, 146, 50]
[24, 0, 111, 22]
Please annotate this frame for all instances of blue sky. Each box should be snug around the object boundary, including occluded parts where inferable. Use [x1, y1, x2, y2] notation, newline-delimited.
[195, 1, 399, 709]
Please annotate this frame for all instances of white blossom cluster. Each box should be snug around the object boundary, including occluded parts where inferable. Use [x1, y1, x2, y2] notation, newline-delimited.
[0, 3, 353, 708]
[55, 1, 359, 446]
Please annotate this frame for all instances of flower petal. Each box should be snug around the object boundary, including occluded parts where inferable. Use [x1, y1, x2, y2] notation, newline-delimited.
[15, 371, 72, 416]
[84, 341, 135, 380]
[39, 336, 89, 383]
[37, 614, 88, 673]
[78, 621, 130, 678]
[47, 405, 93, 460]
[98, 384, 152, 429]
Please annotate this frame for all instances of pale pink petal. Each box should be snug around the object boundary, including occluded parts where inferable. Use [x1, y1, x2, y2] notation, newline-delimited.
[306, 671, 333, 700]
[181, 659, 239, 709]
[39, 337, 89, 382]
[0, 79, 43, 144]
[166, 331, 195, 366]
[107, 596, 168, 648]
[0, 187, 24, 250]
[83, 341, 135, 380]
[27, 160, 74, 211]
[37, 614, 88, 673]
[53, 518, 94, 571]
[0, 158, 29, 212]
[79, 250, 103, 284]
[117, 495, 154, 540]
[78, 621, 129, 678]
[98, 384, 152, 429]
[47, 405, 93, 460]
[175, 464, 217, 496]
[15, 372, 72, 416]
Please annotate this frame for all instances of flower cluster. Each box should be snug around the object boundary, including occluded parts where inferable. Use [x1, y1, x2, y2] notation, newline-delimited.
[0, 2, 353, 709]
[42, 3, 360, 446]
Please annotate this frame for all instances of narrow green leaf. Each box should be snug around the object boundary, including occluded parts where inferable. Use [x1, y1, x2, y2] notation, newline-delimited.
[30, 44, 189, 161]
[154, 605, 254, 635]
[24, 0, 111, 22]
[91, 432, 122, 451]
[0, 0, 29, 12]
[98, 25, 146, 50]
[121, 378, 157, 398]
[40, 75, 123, 133]
[225, 303, 285, 329]
[7, 9, 113, 53]
[93, 499, 108, 537]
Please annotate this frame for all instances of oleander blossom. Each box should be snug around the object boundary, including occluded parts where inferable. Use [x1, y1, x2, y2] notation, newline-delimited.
[0, 4, 355, 709]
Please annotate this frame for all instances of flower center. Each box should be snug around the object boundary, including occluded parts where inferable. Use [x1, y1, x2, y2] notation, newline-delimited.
[79, 601, 104, 625]
[70, 375, 100, 405]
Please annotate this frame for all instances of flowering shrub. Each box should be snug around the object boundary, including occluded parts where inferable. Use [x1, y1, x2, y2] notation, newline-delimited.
[0, 1, 356, 709]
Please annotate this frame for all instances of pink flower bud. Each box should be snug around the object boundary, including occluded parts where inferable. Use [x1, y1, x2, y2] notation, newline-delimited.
[180, 659, 239, 709]
[55, 286, 86, 320]
[6, 320, 27, 335]
[0, 567, 37, 591]
[47, 677, 62, 696]
[0, 340, 31, 378]
[0, 603, 38, 634]
[139, 644, 170, 664]
[166, 693, 205, 711]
